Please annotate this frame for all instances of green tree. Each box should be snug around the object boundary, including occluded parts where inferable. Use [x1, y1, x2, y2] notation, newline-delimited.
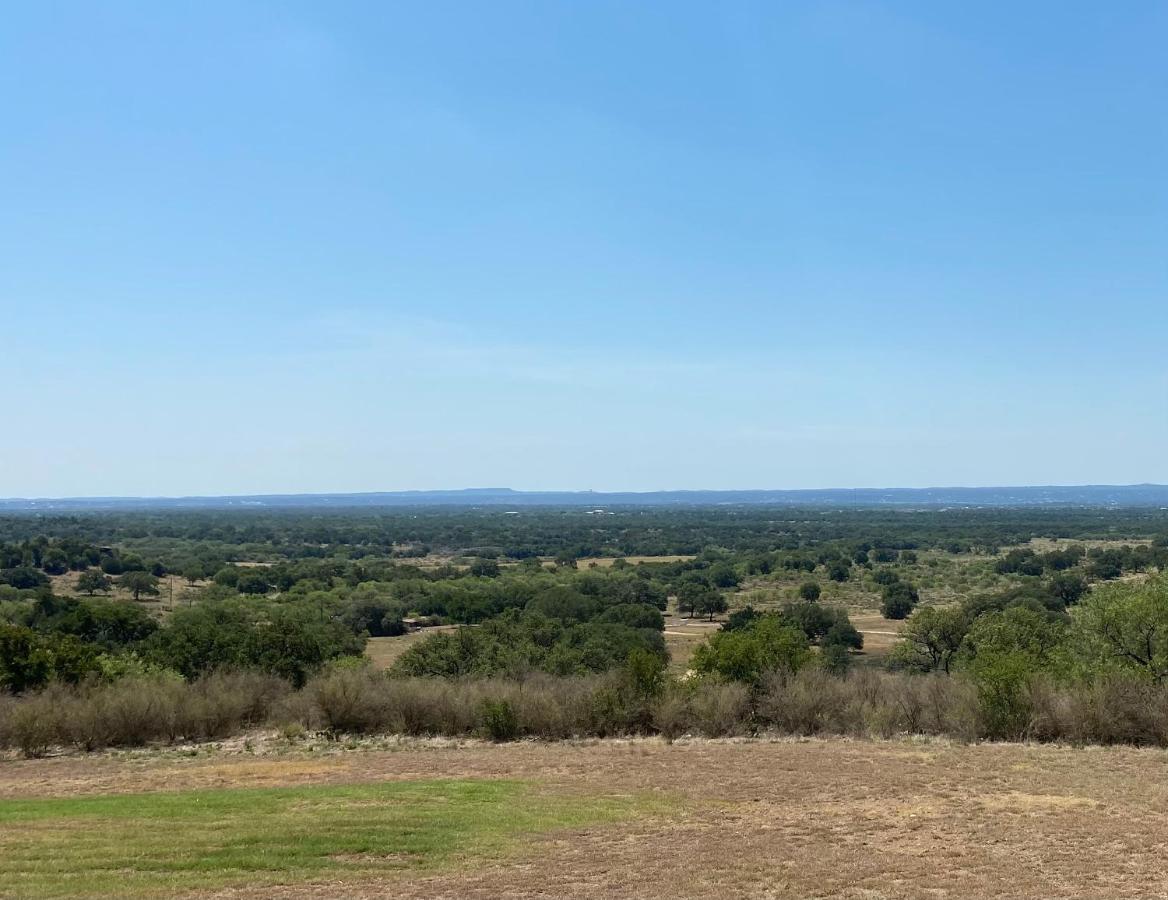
[707, 562, 740, 589]
[798, 582, 821, 602]
[120, 571, 160, 601]
[469, 558, 501, 578]
[76, 569, 113, 596]
[213, 566, 241, 587]
[692, 615, 810, 683]
[820, 642, 852, 674]
[724, 605, 761, 631]
[41, 548, 69, 576]
[892, 606, 967, 673]
[1048, 572, 1088, 608]
[625, 646, 666, 697]
[677, 581, 718, 619]
[595, 603, 665, 630]
[881, 581, 919, 619]
[236, 571, 271, 595]
[959, 606, 1067, 739]
[1, 567, 49, 590]
[0, 625, 100, 692]
[1070, 575, 1168, 681]
[827, 561, 851, 583]
[182, 562, 207, 585]
[695, 590, 728, 621]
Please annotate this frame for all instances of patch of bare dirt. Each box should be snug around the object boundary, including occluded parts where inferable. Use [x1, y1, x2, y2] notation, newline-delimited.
[7, 737, 1168, 898]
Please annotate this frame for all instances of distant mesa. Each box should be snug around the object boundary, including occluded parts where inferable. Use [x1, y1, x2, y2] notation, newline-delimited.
[3, 484, 1168, 511]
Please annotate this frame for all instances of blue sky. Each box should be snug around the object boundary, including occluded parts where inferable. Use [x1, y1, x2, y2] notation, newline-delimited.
[2, 1, 1165, 497]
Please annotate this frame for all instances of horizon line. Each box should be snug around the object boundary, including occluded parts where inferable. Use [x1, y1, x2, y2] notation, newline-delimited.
[3, 482, 1167, 504]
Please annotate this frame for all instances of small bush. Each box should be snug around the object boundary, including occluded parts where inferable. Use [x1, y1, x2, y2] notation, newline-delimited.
[308, 667, 394, 734]
[480, 698, 520, 742]
[758, 669, 851, 736]
[6, 667, 1168, 753]
[652, 685, 692, 743]
[688, 681, 751, 737]
[6, 693, 61, 757]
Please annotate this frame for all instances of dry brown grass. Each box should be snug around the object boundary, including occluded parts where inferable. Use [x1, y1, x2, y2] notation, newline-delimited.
[365, 627, 461, 671]
[4, 736, 1168, 898]
[576, 555, 696, 569]
[1024, 537, 1152, 552]
[850, 612, 907, 660]
[661, 614, 722, 674]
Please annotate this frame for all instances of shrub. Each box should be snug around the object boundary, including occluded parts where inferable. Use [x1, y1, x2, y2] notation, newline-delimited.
[688, 681, 751, 737]
[6, 697, 58, 757]
[757, 669, 852, 736]
[480, 698, 520, 742]
[596, 604, 665, 630]
[692, 615, 810, 683]
[881, 582, 919, 619]
[308, 666, 394, 734]
[651, 685, 692, 742]
[0, 625, 101, 692]
[724, 605, 761, 631]
[819, 643, 852, 675]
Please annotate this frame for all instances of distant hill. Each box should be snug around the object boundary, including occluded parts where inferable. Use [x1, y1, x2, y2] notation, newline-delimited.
[3, 484, 1168, 511]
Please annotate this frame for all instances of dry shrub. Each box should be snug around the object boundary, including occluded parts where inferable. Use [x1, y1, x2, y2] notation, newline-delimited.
[689, 681, 751, 737]
[508, 675, 594, 739]
[303, 671, 488, 737]
[1088, 678, 1168, 745]
[586, 672, 652, 737]
[1032, 677, 1168, 747]
[0, 693, 15, 748]
[95, 677, 184, 746]
[3, 687, 67, 757]
[176, 672, 290, 741]
[273, 685, 321, 731]
[300, 673, 611, 739]
[652, 685, 692, 743]
[913, 673, 980, 739]
[392, 679, 477, 735]
[10, 668, 1168, 753]
[757, 669, 852, 736]
[306, 666, 396, 734]
[874, 672, 979, 739]
[753, 670, 981, 741]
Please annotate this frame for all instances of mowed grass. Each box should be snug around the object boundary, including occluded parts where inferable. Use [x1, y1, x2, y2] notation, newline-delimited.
[0, 778, 659, 899]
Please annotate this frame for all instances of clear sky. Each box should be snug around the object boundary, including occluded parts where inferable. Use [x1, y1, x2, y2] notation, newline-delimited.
[2, 1, 1165, 497]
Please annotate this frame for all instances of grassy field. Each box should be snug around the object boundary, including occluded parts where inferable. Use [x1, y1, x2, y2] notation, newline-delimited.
[2, 736, 1167, 898]
[0, 776, 663, 899]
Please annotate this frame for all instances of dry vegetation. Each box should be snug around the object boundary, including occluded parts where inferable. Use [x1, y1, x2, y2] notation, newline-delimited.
[732, 548, 1013, 618]
[3, 736, 1168, 898]
[575, 555, 696, 569]
[366, 627, 461, 671]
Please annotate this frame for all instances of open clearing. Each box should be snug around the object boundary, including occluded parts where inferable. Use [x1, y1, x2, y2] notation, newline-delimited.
[3, 736, 1168, 898]
[575, 555, 696, 569]
[366, 627, 462, 671]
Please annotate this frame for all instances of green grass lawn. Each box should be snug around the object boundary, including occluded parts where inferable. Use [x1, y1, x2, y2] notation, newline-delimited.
[0, 778, 663, 898]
